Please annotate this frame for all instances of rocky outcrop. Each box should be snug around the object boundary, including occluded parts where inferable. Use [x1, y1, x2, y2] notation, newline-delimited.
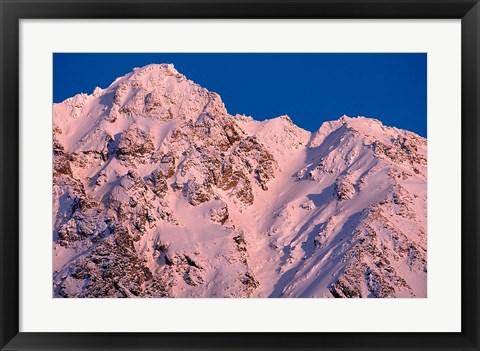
[334, 174, 356, 201]
[116, 124, 156, 166]
[57, 226, 153, 298]
[210, 203, 229, 224]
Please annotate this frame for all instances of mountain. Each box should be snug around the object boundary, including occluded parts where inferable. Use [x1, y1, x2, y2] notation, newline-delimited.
[52, 63, 427, 298]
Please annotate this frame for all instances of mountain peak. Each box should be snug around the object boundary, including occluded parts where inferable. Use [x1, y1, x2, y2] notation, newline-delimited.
[52, 66, 427, 298]
[112, 63, 183, 88]
[339, 115, 383, 127]
[132, 63, 179, 77]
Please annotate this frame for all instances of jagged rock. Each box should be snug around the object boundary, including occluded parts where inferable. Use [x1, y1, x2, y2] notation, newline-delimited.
[160, 151, 176, 178]
[210, 203, 229, 224]
[117, 124, 155, 165]
[234, 136, 277, 190]
[57, 226, 153, 297]
[146, 170, 168, 197]
[182, 178, 212, 206]
[240, 271, 260, 294]
[334, 175, 356, 201]
[299, 200, 315, 210]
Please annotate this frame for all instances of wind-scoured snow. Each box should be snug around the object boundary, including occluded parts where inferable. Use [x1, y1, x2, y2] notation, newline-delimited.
[53, 64, 427, 298]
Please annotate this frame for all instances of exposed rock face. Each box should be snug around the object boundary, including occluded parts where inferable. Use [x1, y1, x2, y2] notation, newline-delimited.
[116, 124, 156, 166]
[58, 226, 153, 298]
[334, 174, 356, 201]
[53, 64, 427, 298]
[209, 203, 229, 224]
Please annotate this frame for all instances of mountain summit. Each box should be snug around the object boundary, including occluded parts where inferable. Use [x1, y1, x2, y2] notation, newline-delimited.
[53, 64, 427, 298]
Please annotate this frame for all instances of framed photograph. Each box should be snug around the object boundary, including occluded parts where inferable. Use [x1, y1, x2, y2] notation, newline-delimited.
[1, 0, 479, 350]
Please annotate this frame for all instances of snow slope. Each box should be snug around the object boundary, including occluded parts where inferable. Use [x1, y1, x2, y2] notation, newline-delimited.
[53, 64, 427, 298]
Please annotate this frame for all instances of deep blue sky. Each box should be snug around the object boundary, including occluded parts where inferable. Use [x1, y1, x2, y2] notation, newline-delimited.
[54, 53, 427, 137]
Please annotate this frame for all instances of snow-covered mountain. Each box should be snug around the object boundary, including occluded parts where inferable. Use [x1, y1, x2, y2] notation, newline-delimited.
[53, 64, 427, 298]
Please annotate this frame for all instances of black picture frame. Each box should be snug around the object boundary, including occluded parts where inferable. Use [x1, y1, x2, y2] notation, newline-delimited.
[1, 0, 479, 350]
